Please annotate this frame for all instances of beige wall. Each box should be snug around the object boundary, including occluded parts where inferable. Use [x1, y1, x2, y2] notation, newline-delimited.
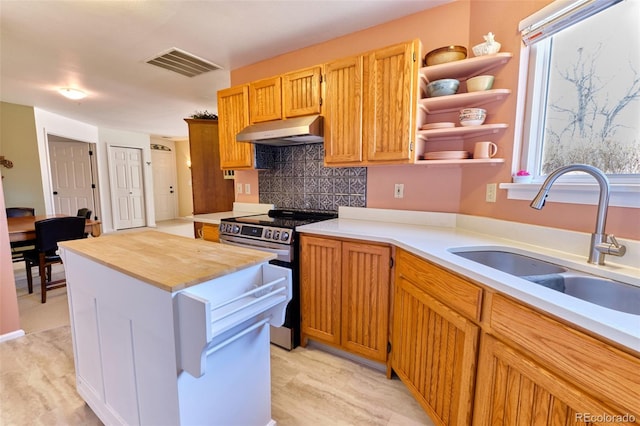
[0, 102, 46, 215]
[174, 139, 194, 217]
[228, 0, 638, 240]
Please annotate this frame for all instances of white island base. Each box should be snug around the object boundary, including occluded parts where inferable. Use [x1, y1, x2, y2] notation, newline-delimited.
[59, 232, 291, 426]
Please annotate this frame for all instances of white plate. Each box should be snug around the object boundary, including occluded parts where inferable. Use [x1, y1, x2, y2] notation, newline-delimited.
[421, 122, 456, 130]
[423, 150, 470, 160]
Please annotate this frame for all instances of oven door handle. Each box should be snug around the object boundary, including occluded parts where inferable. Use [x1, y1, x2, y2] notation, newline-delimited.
[219, 237, 291, 258]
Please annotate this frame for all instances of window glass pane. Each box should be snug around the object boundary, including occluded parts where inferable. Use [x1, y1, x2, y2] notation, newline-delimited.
[539, 0, 639, 176]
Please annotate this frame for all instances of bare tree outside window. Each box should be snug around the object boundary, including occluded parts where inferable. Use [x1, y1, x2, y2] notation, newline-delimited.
[540, 0, 640, 175]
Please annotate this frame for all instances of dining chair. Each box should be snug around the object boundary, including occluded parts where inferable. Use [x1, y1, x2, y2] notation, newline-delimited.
[7, 207, 37, 262]
[76, 208, 92, 237]
[77, 208, 92, 219]
[24, 216, 86, 303]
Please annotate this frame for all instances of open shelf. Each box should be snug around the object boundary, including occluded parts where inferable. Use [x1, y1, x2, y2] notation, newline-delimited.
[419, 89, 511, 114]
[417, 123, 508, 142]
[420, 53, 513, 83]
[414, 158, 505, 166]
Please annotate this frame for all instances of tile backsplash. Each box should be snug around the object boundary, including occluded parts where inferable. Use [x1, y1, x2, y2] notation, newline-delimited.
[258, 144, 366, 211]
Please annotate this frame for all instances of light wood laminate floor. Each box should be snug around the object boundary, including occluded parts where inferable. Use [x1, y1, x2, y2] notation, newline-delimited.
[3, 220, 434, 425]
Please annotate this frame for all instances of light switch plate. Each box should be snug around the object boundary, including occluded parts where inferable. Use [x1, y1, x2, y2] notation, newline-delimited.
[244, 183, 251, 195]
[394, 183, 404, 199]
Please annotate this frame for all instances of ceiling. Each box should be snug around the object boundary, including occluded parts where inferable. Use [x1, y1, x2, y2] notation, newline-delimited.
[1, 1, 446, 139]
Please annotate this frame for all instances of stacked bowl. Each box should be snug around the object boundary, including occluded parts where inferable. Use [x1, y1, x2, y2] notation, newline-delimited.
[459, 108, 486, 126]
[426, 79, 460, 97]
[466, 75, 494, 92]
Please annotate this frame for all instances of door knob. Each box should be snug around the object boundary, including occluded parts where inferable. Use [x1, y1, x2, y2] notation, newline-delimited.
[53, 191, 58, 195]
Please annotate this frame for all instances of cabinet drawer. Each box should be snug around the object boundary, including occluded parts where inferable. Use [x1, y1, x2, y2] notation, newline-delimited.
[396, 249, 482, 321]
[488, 294, 640, 418]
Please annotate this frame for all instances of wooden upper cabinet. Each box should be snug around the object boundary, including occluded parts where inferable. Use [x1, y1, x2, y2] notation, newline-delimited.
[323, 56, 363, 165]
[363, 39, 420, 163]
[249, 76, 282, 123]
[282, 66, 322, 118]
[217, 85, 255, 169]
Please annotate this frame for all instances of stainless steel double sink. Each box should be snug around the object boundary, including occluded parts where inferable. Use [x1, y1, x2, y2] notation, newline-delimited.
[450, 249, 640, 315]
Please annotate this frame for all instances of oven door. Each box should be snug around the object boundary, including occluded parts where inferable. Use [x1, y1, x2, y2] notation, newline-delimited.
[219, 233, 299, 350]
[219, 234, 293, 263]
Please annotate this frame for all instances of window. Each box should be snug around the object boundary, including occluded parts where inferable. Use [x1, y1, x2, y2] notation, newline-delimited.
[506, 0, 639, 208]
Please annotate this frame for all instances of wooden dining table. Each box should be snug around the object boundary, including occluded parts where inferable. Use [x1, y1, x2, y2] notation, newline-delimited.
[8, 215, 102, 243]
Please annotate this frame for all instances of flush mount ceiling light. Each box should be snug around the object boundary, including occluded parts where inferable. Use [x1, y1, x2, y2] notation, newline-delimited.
[58, 87, 87, 100]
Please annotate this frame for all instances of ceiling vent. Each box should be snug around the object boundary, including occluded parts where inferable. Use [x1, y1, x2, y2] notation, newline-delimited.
[146, 48, 222, 77]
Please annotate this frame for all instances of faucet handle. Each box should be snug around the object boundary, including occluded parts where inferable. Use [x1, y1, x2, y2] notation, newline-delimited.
[596, 234, 627, 257]
[609, 235, 622, 248]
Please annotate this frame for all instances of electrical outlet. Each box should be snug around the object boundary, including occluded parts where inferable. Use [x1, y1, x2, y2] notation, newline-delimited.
[394, 183, 404, 199]
[486, 183, 497, 202]
[244, 183, 251, 195]
[236, 183, 243, 194]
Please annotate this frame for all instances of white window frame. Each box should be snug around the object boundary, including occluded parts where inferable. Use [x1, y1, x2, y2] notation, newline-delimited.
[501, 0, 639, 209]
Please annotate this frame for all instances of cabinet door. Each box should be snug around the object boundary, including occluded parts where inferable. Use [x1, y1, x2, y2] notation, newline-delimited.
[249, 76, 282, 123]
[363, 40, 419, 163]
[300, 235, 342, 346]
[473, 334, 632, 425]
[341, 241, 390, 362]
[217, 85, 254, 169]
[283, 66, 322, 118]
[323, 56, 363, 165]
[392, 273, 479, 426]
[201, 223, 219, 242]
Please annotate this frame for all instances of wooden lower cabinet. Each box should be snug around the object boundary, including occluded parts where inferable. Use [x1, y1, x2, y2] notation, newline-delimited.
[473, 334, 635, 425]
[193, 222, 220, 242]
[392, 249, 480, 426]
[299, 242, 639, 425]
[299, 234, 391, 363]
[482, 293, 640, 425]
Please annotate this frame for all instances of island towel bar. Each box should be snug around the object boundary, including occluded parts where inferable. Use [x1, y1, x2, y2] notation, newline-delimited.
[177, 263, 292, 378]
[206, 318, 270, 357]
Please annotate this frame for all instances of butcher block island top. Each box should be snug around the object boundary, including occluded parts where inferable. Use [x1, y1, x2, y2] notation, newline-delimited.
[58, 230, 275, 292]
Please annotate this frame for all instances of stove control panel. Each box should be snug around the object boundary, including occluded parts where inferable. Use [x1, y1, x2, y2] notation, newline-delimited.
[219, 222, 293, 244]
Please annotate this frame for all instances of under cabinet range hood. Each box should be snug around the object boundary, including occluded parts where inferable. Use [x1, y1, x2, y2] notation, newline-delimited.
[236, 115, 323, 146]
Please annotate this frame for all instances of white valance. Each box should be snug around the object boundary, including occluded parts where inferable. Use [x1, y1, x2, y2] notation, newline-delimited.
[519, 0, 622, 45]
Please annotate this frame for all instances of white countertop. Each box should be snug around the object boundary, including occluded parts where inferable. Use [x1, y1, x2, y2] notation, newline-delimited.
[191, 202, 274, 224]
[297, 207, 640, 352]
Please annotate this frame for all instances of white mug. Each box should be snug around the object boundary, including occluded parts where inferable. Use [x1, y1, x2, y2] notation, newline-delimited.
[474, 141, 498, 159]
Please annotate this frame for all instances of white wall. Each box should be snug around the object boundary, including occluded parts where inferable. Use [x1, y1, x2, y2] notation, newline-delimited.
[33, 108, 156, 233]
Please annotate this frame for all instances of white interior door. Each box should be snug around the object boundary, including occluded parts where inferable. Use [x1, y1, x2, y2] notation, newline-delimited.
[110, 146, 146, 230]
[151, 148, 177, 221]
[48, 139, 97, 217]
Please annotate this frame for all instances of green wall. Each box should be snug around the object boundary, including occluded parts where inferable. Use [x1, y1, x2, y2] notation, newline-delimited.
[0, 102, 46, 215]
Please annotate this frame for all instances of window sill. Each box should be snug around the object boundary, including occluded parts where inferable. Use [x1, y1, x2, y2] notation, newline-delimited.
[499, 182, 640, 208]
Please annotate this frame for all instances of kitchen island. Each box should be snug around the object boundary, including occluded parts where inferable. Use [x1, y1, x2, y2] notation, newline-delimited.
[59, 230, 292, 426]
